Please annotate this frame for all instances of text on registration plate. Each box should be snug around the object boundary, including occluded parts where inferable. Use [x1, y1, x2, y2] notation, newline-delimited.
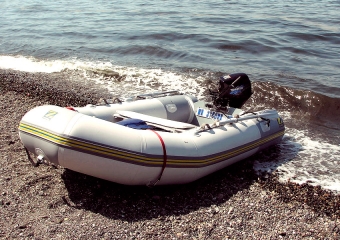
[196, 108, 225, 120]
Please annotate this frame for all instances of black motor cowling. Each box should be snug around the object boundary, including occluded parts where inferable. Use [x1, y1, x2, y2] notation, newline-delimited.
[213, 73, 252, 109]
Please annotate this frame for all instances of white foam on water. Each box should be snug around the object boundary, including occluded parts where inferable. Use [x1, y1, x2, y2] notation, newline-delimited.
[0, 55, 206, 99]
[254, 113, 340, 194]
[85, 65, 206, 99]
[0, 55, 76, 73]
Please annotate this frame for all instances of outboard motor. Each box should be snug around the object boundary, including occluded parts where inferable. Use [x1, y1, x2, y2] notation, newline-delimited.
[211, 73, 252, 109]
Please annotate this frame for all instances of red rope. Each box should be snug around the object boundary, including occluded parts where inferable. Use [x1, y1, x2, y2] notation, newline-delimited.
[149, 130, 167, 183]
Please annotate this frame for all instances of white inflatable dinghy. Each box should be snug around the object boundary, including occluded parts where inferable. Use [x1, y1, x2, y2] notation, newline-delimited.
[19, 73, 285, 185]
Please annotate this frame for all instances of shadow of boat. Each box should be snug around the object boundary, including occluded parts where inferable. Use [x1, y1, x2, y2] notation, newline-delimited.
[60, 146, 287, 222]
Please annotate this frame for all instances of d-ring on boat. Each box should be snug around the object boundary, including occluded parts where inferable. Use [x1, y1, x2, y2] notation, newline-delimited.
[19, 73, 285, 185]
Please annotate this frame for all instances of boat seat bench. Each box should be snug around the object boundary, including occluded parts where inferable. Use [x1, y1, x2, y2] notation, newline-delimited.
[115, 110, 197, 129]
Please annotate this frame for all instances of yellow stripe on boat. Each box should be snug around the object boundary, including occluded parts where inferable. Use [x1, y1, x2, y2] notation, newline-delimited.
[19, 122, 284, 167]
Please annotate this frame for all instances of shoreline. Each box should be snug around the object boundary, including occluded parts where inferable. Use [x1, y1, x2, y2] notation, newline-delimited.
[1, 69, 339, 239]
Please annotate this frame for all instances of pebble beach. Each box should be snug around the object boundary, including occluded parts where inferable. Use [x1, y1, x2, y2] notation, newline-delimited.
[1, 69, 339, 239]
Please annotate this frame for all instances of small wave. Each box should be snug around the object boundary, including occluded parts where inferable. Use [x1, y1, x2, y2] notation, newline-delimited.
[84, 65, 207, 99]
[125, 32, 210, 43]
[282, 31, 337, 42]
[254, 127, 340, 193]
[250, 81, 340, 130]
[0, 55, 210, 99]
[114, 45, 187, 59]
[210, 39, 278, 54]
[0, 55, 70, 73]
[279, 16, 340, 33]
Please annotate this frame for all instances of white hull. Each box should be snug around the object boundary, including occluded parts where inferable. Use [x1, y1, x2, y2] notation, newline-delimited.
[19, 93, 285, 185]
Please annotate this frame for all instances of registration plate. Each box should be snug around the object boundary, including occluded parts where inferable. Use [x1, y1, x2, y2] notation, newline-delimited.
[196, 108, 227, 121]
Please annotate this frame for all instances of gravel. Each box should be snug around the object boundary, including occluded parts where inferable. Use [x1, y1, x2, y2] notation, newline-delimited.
[0, 69, 339, 239]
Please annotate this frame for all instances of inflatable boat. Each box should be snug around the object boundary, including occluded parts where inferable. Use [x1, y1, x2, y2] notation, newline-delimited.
[19, 73, 285, 185]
